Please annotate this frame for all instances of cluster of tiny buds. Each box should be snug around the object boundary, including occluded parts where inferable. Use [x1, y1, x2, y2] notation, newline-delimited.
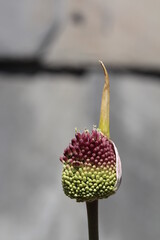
[62, 164, 116, 202]
[60, 129, 116, 168]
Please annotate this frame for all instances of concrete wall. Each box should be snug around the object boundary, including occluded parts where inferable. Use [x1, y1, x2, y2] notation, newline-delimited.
[0, 0, 160, 68]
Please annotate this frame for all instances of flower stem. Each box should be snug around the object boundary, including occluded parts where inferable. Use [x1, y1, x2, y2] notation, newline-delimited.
[86, 200, 99, 240]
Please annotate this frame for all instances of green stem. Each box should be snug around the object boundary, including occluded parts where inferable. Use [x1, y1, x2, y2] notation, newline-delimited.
[86, 200, 99, 240]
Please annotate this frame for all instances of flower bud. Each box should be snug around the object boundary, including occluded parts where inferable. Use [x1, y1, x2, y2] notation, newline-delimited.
[60, 128, 122, 202]
[60, 62, 122, 202]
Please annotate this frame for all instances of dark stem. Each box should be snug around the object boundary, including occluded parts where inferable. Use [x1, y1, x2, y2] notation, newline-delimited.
[86, 200, 99, 240]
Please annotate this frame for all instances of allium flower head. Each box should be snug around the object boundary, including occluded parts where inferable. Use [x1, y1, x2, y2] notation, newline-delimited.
[60, 128, 121, 202]
[60, 61, 122, 202]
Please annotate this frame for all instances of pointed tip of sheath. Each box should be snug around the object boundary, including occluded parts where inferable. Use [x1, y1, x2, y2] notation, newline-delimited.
[98, 60, 110, 138]
[99, 60, 109, 82]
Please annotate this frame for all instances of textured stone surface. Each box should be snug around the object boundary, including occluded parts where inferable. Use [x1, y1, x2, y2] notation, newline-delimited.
[0, 0, 65, 57]
[0, 72, 160, 240]
[0, 0, 160, 67]
[44, 0, 160, 68]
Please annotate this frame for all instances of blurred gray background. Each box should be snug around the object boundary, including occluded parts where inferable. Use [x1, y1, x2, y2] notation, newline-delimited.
[0, 1, 160, 240]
